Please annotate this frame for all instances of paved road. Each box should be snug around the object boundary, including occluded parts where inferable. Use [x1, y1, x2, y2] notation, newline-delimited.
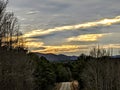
[60, 82, 71, 90]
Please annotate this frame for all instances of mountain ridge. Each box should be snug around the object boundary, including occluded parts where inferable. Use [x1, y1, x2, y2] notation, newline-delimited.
[35, 53, 78, 62]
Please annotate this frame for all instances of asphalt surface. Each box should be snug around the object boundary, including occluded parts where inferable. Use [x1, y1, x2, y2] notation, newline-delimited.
[60, 82, 71, 90]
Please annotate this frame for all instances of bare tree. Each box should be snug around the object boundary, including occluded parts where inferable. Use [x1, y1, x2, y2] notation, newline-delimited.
[5, 12, 19, 49]
[0, 0, 8, 47]
[0, 0, 21, 50]
[89, 46, 110, 58]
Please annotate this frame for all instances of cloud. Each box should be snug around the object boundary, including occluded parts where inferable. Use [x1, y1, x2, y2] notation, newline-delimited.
[32, 45, 91, 54]
[30, 44, 120, 54]
[25, 38, 44, 49]
[26, 11, 39, 15]
[26, 41, 44, 48]
[7, 0, 120, 55]
[23, 16, 120, 38]
[67, 33, 110, 42]
[17, 16, 26, 21]
[102, 44, 120, 49]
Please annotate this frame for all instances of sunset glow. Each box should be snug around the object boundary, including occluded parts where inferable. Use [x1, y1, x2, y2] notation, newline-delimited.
[67, 33, 109, 42]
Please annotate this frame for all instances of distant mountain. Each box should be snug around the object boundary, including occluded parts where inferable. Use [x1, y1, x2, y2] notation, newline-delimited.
[111, 55, 120, 59]
[35, 53, 78, 62]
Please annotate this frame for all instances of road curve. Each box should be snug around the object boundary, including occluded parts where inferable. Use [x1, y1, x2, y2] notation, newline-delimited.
[60, 82, 71, 90]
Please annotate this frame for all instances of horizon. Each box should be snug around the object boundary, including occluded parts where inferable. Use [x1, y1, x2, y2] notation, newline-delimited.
[33, 52, 120, 57]
[7, 0, 120, 56]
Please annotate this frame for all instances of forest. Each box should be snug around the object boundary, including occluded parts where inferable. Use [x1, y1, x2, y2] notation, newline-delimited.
[0, 0, 120, 90]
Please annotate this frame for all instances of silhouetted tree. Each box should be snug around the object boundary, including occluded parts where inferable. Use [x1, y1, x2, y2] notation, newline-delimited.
[89, 46, 110, 58]
[0, 0, 8, 47]
[33, 56, 56, 90]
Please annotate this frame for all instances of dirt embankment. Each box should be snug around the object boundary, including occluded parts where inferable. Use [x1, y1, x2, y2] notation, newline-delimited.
[71, 81, 79, 90]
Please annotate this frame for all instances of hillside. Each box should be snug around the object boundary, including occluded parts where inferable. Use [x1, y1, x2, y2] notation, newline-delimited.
[35, 53, 78, 62]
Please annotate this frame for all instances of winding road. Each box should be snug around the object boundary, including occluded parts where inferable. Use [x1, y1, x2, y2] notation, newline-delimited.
[60, 82, 71, 90]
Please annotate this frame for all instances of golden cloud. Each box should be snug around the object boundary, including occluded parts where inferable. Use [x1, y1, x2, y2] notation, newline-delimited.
[28, 43, 120, 54]
[31, 45, 91, 54]
[26, 41, 44, 48]
[23, 16, 120, 38]
[103, 44, 120, 49]
[22, 15, 120, 54]
[67, 33, 110, 42]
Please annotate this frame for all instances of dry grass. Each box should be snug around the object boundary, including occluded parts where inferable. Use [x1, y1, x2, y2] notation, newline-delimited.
[71, 81, 79, 90]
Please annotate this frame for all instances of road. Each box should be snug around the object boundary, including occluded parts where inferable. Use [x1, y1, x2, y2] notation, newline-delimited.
[60, 82, 71, 90]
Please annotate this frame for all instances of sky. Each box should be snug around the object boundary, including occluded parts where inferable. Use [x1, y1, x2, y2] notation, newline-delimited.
[7, 0, 120, 56]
